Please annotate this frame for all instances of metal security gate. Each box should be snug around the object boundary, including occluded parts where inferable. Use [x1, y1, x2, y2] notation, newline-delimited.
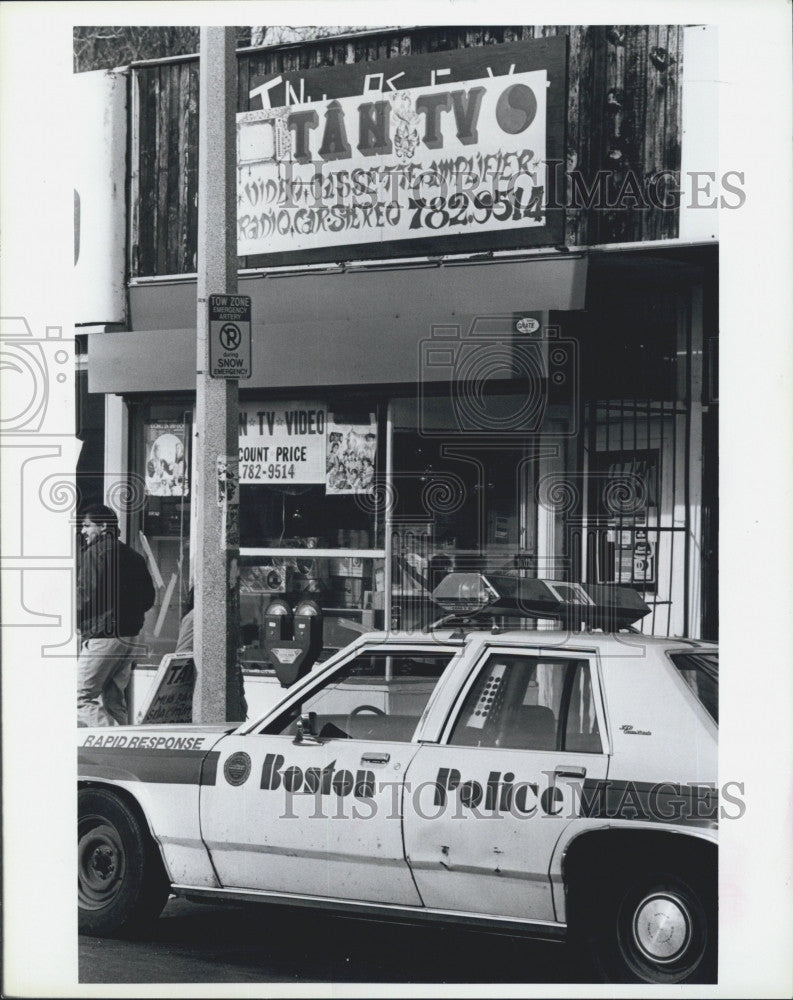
[581, 395, 693, 638]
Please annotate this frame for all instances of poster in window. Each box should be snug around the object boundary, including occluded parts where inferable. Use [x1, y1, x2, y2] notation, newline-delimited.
[145, 422, 188, 497]
[615, 529, 657, 590]
[593, 449, 659, 523]
[325, 414, 377, 494]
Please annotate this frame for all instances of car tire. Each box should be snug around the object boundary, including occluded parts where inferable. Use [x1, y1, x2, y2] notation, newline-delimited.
[78, 787, 169, 937]
[585, 865, 716, 984]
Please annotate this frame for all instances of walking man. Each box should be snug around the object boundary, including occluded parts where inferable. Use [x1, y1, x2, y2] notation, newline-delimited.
[77, 503, 156, 726]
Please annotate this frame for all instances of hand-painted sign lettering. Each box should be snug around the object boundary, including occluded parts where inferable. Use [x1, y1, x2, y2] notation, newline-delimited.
[237, 38, 566, 262]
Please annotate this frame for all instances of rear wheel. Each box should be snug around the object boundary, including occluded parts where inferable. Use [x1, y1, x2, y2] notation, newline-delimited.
[584, 866, 716, 983]
[78, 787, 169, 937]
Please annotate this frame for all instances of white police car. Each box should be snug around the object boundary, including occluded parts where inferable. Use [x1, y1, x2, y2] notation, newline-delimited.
[78, 575, 718, 984]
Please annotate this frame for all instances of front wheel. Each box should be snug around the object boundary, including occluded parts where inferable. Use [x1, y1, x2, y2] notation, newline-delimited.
[587, 868, 716, 983]
[78, 787, 169, 937]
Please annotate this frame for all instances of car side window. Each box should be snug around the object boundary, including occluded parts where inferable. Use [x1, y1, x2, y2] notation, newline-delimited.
[448, 654, 602, 753]
[669, 652, 718, 723]
[262, 652, 453, 742]
[562, 658, 603, 753]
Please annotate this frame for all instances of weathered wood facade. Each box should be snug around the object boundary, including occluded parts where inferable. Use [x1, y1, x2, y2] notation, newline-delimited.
[130, 25, 684, 277]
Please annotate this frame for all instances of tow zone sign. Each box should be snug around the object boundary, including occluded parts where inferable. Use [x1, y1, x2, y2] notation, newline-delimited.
[209, 294, 252, 379]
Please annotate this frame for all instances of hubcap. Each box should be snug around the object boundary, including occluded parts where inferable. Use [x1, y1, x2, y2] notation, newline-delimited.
[90, 844, 116, 881]
[632, 892, 692, 963]
[78, 820, 125, 909]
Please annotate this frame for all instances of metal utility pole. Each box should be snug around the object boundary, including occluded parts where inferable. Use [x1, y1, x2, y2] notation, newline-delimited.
[193, 27, 243, 723]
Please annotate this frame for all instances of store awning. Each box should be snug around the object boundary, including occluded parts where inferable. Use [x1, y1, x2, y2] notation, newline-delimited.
[88, 254, 587, 394]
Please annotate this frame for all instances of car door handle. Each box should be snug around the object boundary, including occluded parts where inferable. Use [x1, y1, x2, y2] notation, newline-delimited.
[361, 752, 391, 765]
[555, 766, 587, 779]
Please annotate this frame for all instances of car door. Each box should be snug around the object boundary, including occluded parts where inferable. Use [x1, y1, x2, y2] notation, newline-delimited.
[200, 644, 458, 905]
[402, 646, 609, 921]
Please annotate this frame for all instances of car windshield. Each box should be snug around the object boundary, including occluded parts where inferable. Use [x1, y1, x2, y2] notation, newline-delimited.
[669, 651, 718, 723]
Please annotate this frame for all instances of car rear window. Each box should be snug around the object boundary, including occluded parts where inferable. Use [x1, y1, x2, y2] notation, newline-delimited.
[669, 652, 718, 723]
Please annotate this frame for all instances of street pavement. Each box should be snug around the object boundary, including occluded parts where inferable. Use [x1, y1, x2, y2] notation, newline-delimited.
[79, 896, 595, 984]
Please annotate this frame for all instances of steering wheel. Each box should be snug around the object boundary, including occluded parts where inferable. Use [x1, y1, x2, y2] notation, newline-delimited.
[349, 704, 386, 717]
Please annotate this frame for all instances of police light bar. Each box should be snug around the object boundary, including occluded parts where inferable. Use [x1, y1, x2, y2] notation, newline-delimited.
[431, 573, 650, 630]
[431, 572, 501, 614]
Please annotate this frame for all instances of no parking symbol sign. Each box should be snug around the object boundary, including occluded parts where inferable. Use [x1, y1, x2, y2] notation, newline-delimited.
[209, 294, 252, 379]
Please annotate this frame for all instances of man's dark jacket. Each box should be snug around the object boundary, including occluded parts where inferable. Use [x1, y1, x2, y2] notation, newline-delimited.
[78, 533, 156, 639]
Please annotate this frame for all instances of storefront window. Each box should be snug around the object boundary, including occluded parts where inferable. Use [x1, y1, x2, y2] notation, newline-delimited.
[131, 395, 388, 666]
[128, 382, 588, 659]
[238, 396, 388, 663]
[239, 556, 386, 670]
[240, 485, 380, 550]
[239, 400, 384, 549]
[130, 400, 193, 665]
[389, 395, 549, 631]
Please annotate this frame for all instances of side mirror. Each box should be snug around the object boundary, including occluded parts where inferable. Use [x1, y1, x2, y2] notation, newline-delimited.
[295, 711, 319, 744]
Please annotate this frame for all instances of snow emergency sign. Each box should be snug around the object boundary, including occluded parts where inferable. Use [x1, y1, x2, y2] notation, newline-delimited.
[209, 294, 252, 379]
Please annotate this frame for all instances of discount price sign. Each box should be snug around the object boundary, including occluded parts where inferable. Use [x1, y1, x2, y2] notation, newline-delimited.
[238, 401, 327, 484]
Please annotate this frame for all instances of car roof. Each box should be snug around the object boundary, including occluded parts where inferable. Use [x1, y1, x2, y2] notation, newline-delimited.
[236, 629, 717, 736]
[353, 629, 717, 652]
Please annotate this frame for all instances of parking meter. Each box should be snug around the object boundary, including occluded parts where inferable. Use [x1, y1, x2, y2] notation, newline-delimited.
[263, 598, 324, 687]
